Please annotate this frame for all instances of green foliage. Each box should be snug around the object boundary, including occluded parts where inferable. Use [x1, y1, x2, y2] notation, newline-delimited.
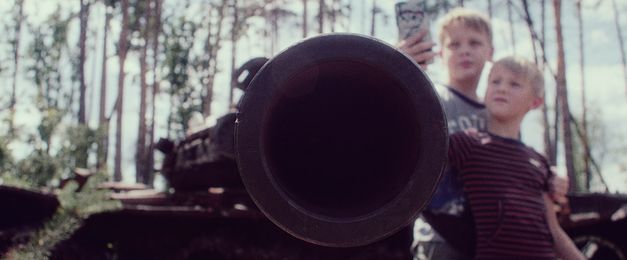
[0, 174, 35, 190]
[129, 0, 151, 36]
[162, 15, 200, 137]
[0, 0, 23, 79]
[95, 123, 109, 168]
[0, 136, 26, 189]
[36, 109, 63, 152]
[13, 123, 101, 189]
[0, 136, 14, 174]
[8, 172, 122, 259]
[57, 124, 100, 171]
[20, 7, 75, 178]
[570, 104, 627, 192]
[15, 150, 60, 188]
[58, 173, 123, 217]
[163, 16, 197, 91]
[8, 212, 80, 260]
[27, 11, 70, 110]
[174, 88, 203, 136]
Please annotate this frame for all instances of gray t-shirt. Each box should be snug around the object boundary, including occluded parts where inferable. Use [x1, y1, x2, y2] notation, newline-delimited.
[414, 84, 487, 243]
[435, 84, 487, 133]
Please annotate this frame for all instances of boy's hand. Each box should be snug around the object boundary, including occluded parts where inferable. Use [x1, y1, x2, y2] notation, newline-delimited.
[549, 169, 569, 205]
[397, 28, 437, 70]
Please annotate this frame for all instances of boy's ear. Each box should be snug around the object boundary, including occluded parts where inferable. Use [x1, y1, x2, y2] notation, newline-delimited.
[530, 96, 544, 110]
[487, 45, 495, 61]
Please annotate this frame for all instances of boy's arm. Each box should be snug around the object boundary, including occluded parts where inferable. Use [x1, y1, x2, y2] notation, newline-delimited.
[542, 193, 586, 260]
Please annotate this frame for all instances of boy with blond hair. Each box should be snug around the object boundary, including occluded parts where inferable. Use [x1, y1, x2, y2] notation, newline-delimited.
[448, 56, 584, 259]
[399, 8, 494, 259]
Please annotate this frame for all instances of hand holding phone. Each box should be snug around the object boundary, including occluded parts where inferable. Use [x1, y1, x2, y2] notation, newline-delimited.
[396, 0, 434, 65]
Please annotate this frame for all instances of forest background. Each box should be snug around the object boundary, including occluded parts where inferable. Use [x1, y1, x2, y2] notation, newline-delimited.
[0, 0, 625, 193]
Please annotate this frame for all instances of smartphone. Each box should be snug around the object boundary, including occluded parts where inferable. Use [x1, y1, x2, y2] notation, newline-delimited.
[395, 0, 433, 64]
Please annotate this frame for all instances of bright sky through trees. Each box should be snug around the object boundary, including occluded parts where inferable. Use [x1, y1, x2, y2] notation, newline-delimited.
[0, 0, 625, 192]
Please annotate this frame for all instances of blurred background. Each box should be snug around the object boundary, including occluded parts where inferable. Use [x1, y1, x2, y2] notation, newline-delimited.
[0, 0, 625, 193]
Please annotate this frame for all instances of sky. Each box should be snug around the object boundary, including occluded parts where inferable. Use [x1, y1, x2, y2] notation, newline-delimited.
[1, 0, 626, 192]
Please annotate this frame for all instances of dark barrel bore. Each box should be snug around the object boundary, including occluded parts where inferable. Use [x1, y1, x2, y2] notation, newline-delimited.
[264, 60, 420, 219]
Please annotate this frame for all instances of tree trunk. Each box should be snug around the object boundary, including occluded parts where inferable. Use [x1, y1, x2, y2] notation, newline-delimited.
[553, 0, 577, 191]
[78, 0, 90, 125]
[229, 0, 239, 109]
[522, 0, 556, 165]
[114, 0, 130, 182]
[9, 0, 24, 137]
[303, 0, 308, 38]
[271, 9, 279, 55]
[98, 4, 112, 170]
[136, 1, 150, 184]
[370, 0, 376, 36]
[611, 0, 627, 99]
[167, 95, 174, 139]
[576, 0, 590, 190]
[546, 0, 559, 168]
[507, 0, 516, 53]
[360, 0, 366, 33]
[552, 18, 560, 173]
[570, 111, 610, 192]
[542, 0, 557, 165]
[521, 0, 538, 63]
[330, 0, 336, 32]
[147, 0, 163, 186]
[345, 0, 352, 31]
[487, 0, 493, 18]
[318, 0, 324, 33]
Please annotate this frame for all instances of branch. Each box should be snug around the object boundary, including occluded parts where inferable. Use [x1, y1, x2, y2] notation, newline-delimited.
[569, 111, 610, 193]
[106, 94, 119, 123]
[515, 1, 557, 79]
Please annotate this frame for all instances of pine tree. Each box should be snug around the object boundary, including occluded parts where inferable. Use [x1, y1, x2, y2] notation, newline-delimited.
[9, 0, 25, 137]
[576, 0, 590, 190]
[97, 0, 113, 170]
[78, 0, 91, 125]
[318, 0, 325, 33]
[136, 0, 151, 184]
[553, 0, 577, 191]
[114, 0, 130, 182]
[303, 0, 308, 37]
[147, 0, 163, 187]
[610, 0, 627, 99]
[229, 0, 239, 109]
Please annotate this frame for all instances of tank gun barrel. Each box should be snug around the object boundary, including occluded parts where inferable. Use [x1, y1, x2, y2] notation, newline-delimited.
[236, 34, 448, 247]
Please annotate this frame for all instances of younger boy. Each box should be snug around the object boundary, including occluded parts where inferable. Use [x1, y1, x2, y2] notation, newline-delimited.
[448, 57, 584, 259]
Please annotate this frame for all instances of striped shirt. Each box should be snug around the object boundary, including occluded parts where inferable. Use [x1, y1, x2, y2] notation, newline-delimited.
[449, 130, 555, 259]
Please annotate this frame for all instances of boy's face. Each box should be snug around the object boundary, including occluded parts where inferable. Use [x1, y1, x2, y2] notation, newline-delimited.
[440, 22, 493, 86]
[485, 65, 542, 122]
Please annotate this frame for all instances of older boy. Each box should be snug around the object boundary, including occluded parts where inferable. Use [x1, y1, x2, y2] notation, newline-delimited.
[448, 56, 584, 259]
[399, 8, 493, 259]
